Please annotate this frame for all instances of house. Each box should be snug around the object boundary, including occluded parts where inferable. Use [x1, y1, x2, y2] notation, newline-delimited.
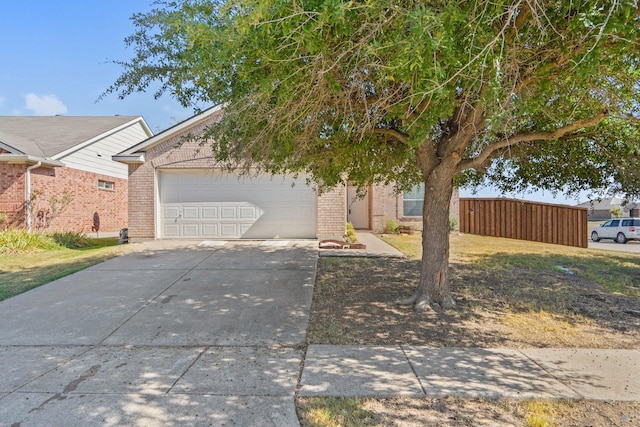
[115, 107, 458, 241]
[0, 116, 153, 234]
[576, 197, 640, 221]
[347, 182, 459, 233]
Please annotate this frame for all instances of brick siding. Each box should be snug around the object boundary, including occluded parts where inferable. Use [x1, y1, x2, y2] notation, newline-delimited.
[317, 184, 347, 239]
[0, 163, 127, 233]
[0, 163, 27, 228]
[370, 183, 460, 233]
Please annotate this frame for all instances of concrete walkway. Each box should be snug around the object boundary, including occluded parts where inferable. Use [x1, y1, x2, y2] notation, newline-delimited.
[0, 236, 638, 426]
[319, 231, 406, 258]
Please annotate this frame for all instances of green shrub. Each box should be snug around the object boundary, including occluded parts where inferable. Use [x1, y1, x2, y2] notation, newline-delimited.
[49, 231, 90, 249]
[610, 206, 622, 218]
[382, 217, 400, 234]
[449, 217, 458, 231]
[345, 222, 357, 243]
[0, 212, 8, 229]
[0, 228, 60, 255]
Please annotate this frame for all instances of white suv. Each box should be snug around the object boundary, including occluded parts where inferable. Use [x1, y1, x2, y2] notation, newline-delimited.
[591, 218, 640, 243]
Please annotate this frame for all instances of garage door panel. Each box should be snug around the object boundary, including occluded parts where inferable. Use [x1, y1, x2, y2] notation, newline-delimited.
[182, 224, 200, 237]
[202, 206, 219, 219]
[240, 206, 260, 219]
[220, 206, 238, 219]
[159, 170, 317, 239]
[182, 206, 200, 220]
[220, 223, 239, 237]
[163, 223, 180, 238]
[202, 223, 219, 237]
[163, 206, 180, 219]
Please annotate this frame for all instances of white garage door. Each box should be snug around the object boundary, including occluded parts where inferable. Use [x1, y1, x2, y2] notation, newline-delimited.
[158, 170, 317, 239]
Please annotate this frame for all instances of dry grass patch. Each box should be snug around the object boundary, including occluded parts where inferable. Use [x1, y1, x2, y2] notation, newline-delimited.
[308, 234, 640, 348]
[298, 397, 640, 427]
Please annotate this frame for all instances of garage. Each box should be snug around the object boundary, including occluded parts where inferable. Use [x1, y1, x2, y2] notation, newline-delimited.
[158, 169, 317, 239]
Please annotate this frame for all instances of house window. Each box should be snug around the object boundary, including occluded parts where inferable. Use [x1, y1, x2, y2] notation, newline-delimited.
[98, 180, 115, 190]
[403, 183, 424, 217]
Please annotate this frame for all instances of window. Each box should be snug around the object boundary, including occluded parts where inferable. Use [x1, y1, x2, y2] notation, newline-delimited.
[403, 183, 424, 217]
[98, 180, 115, 190]
[604, 220, 620, 227]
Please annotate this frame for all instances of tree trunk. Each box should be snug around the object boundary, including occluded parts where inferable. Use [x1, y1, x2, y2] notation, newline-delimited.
[397, 162, 456, 312]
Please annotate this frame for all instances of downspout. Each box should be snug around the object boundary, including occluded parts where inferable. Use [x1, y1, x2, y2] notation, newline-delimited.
[25, 161, 41, 233]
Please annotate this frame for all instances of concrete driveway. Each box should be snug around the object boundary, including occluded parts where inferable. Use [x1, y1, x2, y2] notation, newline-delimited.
[0, 240, 317, 426]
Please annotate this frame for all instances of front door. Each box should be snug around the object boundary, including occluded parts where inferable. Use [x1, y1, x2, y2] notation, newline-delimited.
[347, 186, 369, 229]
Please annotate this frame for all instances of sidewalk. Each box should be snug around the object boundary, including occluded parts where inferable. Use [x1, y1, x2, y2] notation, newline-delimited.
[299, 345, 640, 401]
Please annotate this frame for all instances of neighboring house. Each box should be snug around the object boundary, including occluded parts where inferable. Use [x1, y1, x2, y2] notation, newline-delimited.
[576, 197, 640, 221]
[0, 116, 153, 234]
[115, 107, 458, 241]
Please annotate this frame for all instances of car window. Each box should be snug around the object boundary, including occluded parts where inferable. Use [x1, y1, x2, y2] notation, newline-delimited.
[601, 220, 613, 227]
[622, 219, 633, 226]
[634, 220, 640, 226]
[608, 220, 620, 227]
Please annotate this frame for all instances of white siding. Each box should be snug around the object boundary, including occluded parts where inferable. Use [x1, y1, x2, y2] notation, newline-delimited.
[60, 123, 150, 179]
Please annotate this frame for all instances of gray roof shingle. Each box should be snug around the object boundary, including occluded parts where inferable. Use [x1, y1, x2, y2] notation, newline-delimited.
[0, 116, 140, 158]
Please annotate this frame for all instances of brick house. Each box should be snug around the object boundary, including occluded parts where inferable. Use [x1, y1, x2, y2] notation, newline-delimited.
[0, 116, 152, 234]
[115, 107, 458, 241]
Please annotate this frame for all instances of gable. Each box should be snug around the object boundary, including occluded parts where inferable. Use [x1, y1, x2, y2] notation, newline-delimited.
[0, 116, 152, 158]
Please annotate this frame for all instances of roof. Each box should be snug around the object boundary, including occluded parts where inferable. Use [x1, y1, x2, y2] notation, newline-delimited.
[576, 197, 628, 210]
[0, 116, 150, 161]
[114, 106, 222, 163]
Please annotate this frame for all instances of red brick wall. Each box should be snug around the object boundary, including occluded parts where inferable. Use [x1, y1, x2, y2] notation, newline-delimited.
[0, 163, 27, 228]
[30, 167, 128, 234]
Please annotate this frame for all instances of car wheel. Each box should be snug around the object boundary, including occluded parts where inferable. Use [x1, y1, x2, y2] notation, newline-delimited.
[591, 231, 600, 242]
[616, 232, 628, 244]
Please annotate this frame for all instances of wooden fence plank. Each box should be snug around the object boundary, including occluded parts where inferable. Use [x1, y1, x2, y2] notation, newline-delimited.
[459, 198, 588, 248]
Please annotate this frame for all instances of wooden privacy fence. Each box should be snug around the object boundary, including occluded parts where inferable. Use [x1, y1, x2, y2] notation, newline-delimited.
[459, 198, 589, 248]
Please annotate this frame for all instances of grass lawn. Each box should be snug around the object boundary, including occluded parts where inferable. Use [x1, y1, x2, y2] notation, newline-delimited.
[0, 237, 137, 301]
[382, 232, 640, 296]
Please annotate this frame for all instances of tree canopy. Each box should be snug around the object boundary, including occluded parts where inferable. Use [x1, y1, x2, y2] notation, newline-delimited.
[109, 0, 640, 310]
[110, 0, 640, 196]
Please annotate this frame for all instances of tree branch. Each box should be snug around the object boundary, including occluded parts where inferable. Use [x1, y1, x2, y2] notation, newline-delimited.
[373, 127, 409, 144]
[457, 110, 609, 173]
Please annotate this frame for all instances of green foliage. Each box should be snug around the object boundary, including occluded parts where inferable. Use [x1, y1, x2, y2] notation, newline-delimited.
[0, 230, 90, 255]
[610, 206, 622, 218]
[382, 218, 400, 234]
[0, 212, 8, 230]
[108, 0, 640, 198]
[345, 222, 357, 243]
[449, 217, 458, 232]
[49, 231, 90, 249]
[0, 229, 60, 255]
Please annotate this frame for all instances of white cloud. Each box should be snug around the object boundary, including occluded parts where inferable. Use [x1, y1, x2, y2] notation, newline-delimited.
[24, 93, 68, 115]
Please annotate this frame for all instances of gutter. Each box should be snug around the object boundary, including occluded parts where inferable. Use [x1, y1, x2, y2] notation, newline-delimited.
[0, 154, 64, 167]
[25, 161, 42, 233]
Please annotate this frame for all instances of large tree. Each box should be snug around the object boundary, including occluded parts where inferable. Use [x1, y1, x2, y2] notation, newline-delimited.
[109, 0, 640, 311]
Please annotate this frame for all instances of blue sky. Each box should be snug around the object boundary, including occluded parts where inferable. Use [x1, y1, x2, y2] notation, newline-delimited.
[0, 1, 194, 132]
[0, 1, 590, 204]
